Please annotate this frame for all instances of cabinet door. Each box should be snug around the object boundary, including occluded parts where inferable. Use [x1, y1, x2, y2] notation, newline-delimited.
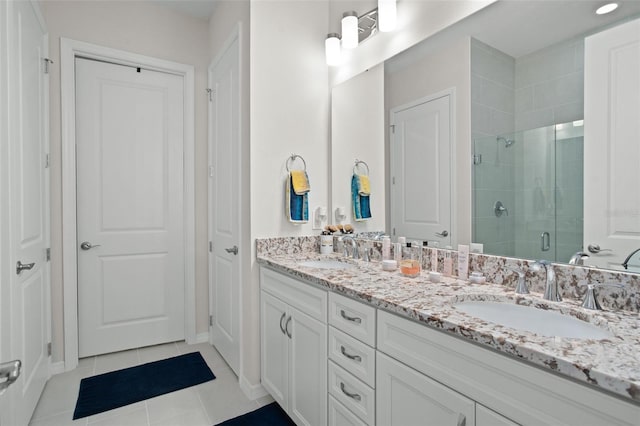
[476, 404, 519, 426]
[289, 307, 327, 426]
[377, 352, 474, 426]
[261, 291, 289, 410]
[329, 396, 369, 426]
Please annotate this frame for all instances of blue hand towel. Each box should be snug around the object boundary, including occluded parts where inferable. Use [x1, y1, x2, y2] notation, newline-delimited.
[286, 174, 309, 223]
[352, 174, 371, 221]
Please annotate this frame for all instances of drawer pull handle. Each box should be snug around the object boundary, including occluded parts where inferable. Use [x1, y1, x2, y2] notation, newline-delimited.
[285, 316, 292, 338]
[340, 346, 362, 362]
[279, 312, 286, 335]
[340, 310, 362, 324]
[340, 382, 361, 401]
[457, 413, 466, 426]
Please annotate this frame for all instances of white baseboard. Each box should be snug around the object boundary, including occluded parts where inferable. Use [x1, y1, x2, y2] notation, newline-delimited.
[50, 361, 65, 375]
[194, 332, 209, 344]
[239, 375, 268, 400]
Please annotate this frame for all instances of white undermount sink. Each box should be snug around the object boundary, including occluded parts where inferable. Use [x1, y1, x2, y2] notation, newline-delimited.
[297, 259, 356, 270]
[454, 301, 614, 339]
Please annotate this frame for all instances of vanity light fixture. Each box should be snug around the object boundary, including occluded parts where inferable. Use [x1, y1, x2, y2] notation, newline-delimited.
[596, 2, 618, 15]
[342, 11, 359, 49]
[325, 33, 342, 66]
[378, 0, 397, 32]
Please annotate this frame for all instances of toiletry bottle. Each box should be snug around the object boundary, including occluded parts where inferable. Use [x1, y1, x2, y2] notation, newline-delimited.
[400, 242, 422, 278]
[382, 236, 391, 260]
[430, 248, 438, 272]
[393, 243, 402, 263]
[320, 231, 333, 254]
[443, 251, 453, 277]
[457, 244, 469, 280]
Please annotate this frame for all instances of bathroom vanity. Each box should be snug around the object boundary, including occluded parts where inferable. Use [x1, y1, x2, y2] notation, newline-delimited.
[257, 238, 640, 426]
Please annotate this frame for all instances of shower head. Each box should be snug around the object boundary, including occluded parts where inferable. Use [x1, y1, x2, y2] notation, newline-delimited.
[497, 136, 515, 148]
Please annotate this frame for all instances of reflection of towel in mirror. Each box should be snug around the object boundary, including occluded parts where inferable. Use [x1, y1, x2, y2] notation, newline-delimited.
[352, 174, 371, 221]
[286, 173, 309, 223]
[354, 174, 370, 196]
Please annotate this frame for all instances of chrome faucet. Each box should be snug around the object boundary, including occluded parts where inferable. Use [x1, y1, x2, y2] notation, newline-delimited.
[579, 283, 624, 310]
[532, 260, 561, 302]
[340, 235, 359, 260]
[621, 248, 640, 270]
[568, 251, 590, 265]
[506, 267, 529, 294]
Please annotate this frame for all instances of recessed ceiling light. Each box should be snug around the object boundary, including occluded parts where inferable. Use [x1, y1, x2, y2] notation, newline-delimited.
[596, 3, 619, 15]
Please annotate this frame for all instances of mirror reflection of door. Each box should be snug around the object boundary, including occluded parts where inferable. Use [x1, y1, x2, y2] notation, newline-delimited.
[390, 92, 452, 247]
[584, 18, 640, 270]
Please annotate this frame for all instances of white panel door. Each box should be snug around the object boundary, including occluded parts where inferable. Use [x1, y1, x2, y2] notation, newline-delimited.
[6, 1, 50, 424]
[391, 94, 452, 245]
[208, 35, 240, 374]
[584, 18, 640, 270]
[76, 58, 185, 357]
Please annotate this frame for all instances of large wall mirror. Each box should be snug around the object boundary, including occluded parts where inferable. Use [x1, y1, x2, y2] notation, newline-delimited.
[331, 1, 640, 274]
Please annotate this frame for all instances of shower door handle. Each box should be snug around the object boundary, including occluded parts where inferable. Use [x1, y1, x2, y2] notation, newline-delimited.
[541, 232, 550, 252]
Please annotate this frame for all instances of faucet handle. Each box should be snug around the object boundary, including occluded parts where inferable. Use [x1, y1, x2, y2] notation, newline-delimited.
[506, 267, 529, 294]
[579, 283, 624, 310]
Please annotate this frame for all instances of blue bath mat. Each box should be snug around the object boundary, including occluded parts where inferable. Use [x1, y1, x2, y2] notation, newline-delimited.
[215, 402, 295, 426]
[73, 351, 215, 419]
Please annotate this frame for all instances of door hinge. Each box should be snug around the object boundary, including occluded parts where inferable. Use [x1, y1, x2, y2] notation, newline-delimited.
[43, 58, 53, 74]
[208, 165, 214, 178]
[206, 88, 213, 102]
[209, 315, 213, 326]
[45, 248, 51, 262]
[209, 241, 213, 252]
[473, 154, 482, 165]
[45, 153, 50, 168]
[47, 342, 52, 356]
[390, 124, 396, 133]
[392, 176, 395, 185]
[393, 227, 396, 236]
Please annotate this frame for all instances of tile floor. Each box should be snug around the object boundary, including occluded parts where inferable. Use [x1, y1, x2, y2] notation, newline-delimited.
[29, 342, 273, 426]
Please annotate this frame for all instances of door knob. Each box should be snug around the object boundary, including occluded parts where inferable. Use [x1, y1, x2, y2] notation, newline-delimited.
[225, 246, 239, 255]
[0, 360, 21, 394]
[80, 241, 101, 251]
[435, 230, 449, 237]
[16, 260, 35, 275]
[587, 244, 612, 254]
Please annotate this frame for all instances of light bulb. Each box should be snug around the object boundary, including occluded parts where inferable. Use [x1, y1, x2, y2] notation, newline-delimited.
[378, 0, 397, 32]
[596, 3, 618, 15]
[342, 11, 359, 49]
[325, 33, 341, 66]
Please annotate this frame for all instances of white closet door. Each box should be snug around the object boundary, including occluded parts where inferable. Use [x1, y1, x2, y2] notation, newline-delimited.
[75, 57, 185, 357]
[5, 1, 50, 424]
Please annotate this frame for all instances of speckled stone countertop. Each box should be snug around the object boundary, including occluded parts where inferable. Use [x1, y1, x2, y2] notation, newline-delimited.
[257, 249, 640, 404]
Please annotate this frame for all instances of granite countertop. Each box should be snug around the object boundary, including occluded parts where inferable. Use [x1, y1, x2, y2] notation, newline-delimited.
[257, 251, 640, 404]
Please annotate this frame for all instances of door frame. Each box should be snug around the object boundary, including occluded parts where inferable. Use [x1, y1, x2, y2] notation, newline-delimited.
[60, 38, 196, 370]
[389, 87, 457, 245]
[207, 23, 243, 373]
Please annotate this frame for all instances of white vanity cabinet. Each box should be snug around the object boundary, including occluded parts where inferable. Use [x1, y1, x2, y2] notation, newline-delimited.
[377, 310, 640, 426]
[328, 293, 377, 426]
[260, 268, 328, 426]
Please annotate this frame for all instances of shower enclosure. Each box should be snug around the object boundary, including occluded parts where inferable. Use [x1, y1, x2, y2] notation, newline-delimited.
[472, 121, 584, 263]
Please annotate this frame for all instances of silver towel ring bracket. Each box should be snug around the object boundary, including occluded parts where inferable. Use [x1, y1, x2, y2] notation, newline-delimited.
[286, 154, 307, 172]
[353, 159, 370, 175]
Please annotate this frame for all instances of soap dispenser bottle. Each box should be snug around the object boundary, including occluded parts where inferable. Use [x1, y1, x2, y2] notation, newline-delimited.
[400, 242, 422, 278]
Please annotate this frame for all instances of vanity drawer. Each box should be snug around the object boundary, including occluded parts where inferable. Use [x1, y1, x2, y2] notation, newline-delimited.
[260, 267, 327, 322]
[329, 395, 369, 426]
[329, 326, 375, 388]
[328, 361, 375, 426]
[329, 293, 376, 346]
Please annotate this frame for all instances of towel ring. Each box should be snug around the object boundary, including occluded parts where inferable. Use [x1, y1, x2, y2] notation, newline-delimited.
[353, 159, 369, 176]
[286, 154, 307, 172]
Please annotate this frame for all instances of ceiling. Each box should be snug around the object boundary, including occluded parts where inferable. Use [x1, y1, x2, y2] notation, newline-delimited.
[148, 0, 219, 20]
[388, 0, 640, 71]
